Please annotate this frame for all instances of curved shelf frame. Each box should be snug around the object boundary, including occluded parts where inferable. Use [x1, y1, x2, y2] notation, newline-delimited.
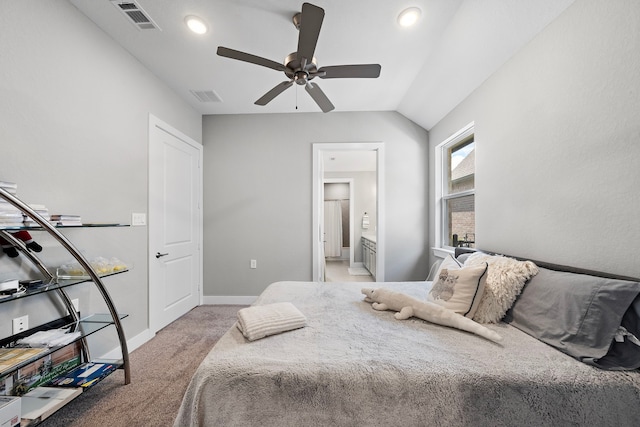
[0, 187, 130, 384]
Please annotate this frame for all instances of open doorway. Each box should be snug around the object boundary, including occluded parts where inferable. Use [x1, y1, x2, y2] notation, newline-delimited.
[312, 142, 385, 282]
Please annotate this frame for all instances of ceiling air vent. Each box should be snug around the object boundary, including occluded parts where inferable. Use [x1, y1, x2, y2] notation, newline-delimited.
[110, 1, 160, 30]
[190, 90, 223, 103]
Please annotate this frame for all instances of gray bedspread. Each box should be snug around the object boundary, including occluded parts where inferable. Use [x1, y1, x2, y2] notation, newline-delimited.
[174, 281, 640, 427]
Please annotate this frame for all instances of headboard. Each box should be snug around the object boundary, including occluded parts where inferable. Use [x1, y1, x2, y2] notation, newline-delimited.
[454, 247, 640, 282]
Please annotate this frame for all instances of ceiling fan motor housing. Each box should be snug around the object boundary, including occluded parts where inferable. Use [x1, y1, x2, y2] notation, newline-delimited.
[284, 52, 318, 84]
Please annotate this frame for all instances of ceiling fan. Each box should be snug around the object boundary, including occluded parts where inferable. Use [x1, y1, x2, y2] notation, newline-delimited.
[217, 2, 381, 113]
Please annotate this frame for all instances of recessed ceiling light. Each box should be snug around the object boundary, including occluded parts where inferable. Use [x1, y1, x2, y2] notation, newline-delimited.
[398, 7, 421, 27]
[185, 15, 208, 34]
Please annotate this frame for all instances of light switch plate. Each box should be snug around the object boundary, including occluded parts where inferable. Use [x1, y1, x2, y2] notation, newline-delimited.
[131, 212, 146, 226]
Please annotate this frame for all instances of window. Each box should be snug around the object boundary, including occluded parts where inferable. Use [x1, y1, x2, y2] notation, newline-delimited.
[436, 123, 475, 249]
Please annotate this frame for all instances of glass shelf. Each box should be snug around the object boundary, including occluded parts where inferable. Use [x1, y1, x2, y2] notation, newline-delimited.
[0, 313, 128, 378]
[0, 270, 129, 305]
[0, 224, 129, 231]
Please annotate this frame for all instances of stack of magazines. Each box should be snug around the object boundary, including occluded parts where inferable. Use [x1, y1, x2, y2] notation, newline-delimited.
[0, 181, 22, 227]
[1, 181, 53, 227]
[46, 362, 117, 388]
[0, 180, 17, 195]
[50, 214, 82, 226]
[23, 203, 51, 227]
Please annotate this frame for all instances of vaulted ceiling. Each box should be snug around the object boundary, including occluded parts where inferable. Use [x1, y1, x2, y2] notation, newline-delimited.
[69, 0, 574, 130]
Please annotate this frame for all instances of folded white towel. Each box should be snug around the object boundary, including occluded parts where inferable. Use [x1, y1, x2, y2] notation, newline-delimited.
[237, 302, 307, 341]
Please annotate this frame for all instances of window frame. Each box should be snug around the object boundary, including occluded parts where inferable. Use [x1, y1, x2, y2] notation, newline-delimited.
[434, 122, 475, 254]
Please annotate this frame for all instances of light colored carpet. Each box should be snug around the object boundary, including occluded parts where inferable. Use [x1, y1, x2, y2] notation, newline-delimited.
[42, 304, 244, 427]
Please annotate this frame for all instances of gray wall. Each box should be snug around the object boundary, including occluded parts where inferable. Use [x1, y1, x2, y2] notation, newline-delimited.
[429, 0, 640, 278]
[202, 112, 429, 297]
[0, 1, 202, 351]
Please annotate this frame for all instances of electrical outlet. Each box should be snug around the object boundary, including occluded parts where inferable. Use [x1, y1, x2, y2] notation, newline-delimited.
[12, 315, 28, 334]
[250, 259, 257, 269]
[72, 298, 80, 312]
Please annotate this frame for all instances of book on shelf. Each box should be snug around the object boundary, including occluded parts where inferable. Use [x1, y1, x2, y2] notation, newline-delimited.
[50, 215, 81, 220]
[20, 386, 82, 422]
[0, 201, 24, 227]
[0, 395, 20, 427]
[50, 215, 82, 226]
[0, 348, 49, 373]
[22, 204, 50, 226]
[0, 181, 17, 195]
[46, 362, 117, 388]
[0, 202, 20, 211]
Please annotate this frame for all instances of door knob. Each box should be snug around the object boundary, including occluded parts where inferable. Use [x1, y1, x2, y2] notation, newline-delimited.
[156, 252, 169, 258]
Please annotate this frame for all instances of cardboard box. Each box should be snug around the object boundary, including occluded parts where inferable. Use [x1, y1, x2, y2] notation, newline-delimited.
[0, 396, 20, 427]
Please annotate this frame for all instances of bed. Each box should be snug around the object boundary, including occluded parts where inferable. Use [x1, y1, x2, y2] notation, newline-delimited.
[175, 252, 640, 426]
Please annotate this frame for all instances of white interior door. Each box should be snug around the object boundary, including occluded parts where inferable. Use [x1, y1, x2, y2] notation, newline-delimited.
[149, 115, 202, 333]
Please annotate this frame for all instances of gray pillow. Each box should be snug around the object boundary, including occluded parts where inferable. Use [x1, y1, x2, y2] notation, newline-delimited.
[455, 252, 473, 264]
[592, 295, 640, 370]
[504, 267, 640, 369]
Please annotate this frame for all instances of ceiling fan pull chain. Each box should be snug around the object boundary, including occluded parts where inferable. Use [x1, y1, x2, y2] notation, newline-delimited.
[295, 85, 298, 110]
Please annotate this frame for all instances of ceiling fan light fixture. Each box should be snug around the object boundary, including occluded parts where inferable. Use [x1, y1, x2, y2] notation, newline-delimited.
[185, 15, 208, 34]
[398, 7, 421, 27]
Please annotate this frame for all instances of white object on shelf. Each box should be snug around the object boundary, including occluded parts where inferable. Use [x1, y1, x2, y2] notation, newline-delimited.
[21, 387, 82, 422]
[0, 279, 19, 293]
[18, 328, 81, 348]
[0, 396, 20, 427]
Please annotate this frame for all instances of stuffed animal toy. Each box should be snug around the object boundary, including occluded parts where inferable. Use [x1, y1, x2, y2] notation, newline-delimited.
[0, 230, 42, 258]
[361, 287, 503, 343]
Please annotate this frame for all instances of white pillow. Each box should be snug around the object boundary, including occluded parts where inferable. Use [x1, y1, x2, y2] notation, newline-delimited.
[427, 255, 488, 319]
[464, 252, 539, 324]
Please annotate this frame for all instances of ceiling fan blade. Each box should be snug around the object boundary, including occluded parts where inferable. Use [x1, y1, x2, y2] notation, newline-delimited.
[305, 82, 334, 113]
[296, 3, 324, 64]
[217, 46, 287, 72]
[317, 64, 382, 79]
[255, 81, 294, 106]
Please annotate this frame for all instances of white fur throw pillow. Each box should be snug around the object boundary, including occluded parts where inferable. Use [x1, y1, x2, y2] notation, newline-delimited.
[464, 253, 539, 323]
[427, 255, 488, 319]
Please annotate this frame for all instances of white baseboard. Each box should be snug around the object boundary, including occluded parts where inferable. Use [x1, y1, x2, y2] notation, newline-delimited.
[202, 295, 257, 305]
[98, 299, 254, 359]
[99, 328, 155, 360]
[352, 261, 364, 268]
